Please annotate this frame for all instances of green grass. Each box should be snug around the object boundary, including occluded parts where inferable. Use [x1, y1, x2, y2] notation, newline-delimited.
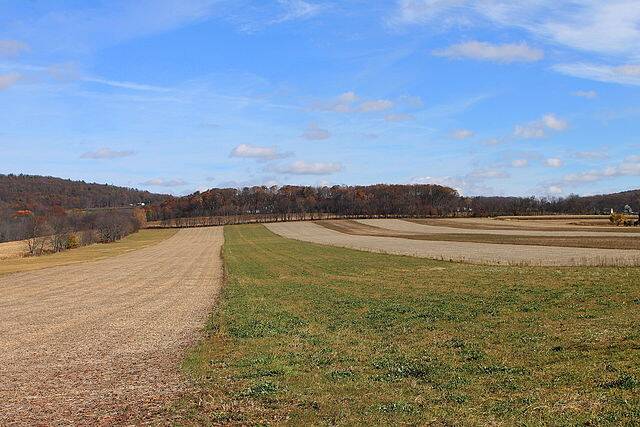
[0, 229, 177, 276]
[179, 224, 640, 425]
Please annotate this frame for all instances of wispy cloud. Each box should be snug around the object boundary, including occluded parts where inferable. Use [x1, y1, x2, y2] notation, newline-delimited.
[80, 148, 135, 159]
[514, 114, 568, 139]
[563, 155, 640, 184]
[141, 178, 188, 187]
[434, 41, 543, 63]
[0, 73, 21, 90]
[385, 113, 415, 122]
[358, 99, 394, 112]
[544, 158, 563, 168]
[271, 160, 343, 175]
[0, 40, 29, 57]
[313, 92, 395, 114]
[272, 0, 325, 24]
[230, 144, 290, 160]
[572, 90, 598, 99]
[301, 123, 331, 140]
[553, 63, 640, 86]
[83, 76, 172, 92]
[450, 129, 474, 140]
[392, 1, 640, 58]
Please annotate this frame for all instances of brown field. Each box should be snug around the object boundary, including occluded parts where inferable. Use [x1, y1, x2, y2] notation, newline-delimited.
[0, 228, 224, 425]
[265, 221, 640, 266]
[0, 229, 177, 277]
[407, 216, 640, 232]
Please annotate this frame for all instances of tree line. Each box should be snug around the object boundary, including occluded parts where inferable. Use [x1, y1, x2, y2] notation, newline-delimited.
[146, 185, 640, 226]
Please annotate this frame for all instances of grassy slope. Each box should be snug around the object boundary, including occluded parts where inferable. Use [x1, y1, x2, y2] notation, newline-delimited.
[0, 229, 177, 276]
[180, 224, 640, 425]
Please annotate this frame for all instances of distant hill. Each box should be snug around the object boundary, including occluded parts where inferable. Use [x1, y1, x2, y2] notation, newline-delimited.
[0, 174, 169, 212]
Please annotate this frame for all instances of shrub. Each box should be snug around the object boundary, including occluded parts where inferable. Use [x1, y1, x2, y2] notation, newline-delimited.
[66, 234, 80, 249]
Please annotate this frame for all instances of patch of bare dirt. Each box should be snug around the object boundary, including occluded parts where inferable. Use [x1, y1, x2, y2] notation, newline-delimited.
[357, 219, 640, 237]
[0, 227, 224, 425]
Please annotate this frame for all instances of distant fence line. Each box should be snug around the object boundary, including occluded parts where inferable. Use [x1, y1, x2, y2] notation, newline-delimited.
[145, 213, 451, 229]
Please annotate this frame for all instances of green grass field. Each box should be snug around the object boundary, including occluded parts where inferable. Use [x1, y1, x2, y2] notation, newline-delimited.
[180, 224, 640, 425]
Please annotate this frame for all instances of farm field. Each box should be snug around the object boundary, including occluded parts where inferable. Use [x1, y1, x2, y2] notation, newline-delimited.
[266, 221, 640, 266]
[0, 228, 177, 277]
[179, 224, 640, 425]
[407, 216, 640, 232]
[0, 228, 223, 425]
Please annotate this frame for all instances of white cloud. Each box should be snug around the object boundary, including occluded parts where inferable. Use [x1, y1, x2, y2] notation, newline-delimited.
[0, 73, 21, 90]
[514, 123, 545, 139]
[451, 129, 474, 140]
[313, 91, 358, 112]
[83, 76, 172, 92]
[468, 168, 509, 179]
[273, 160, 343, 175]
[385, 113, 415, 122]
[358, 99, 394, 112]
[80, 148, 135, 159]
[563, 155, 640, 184]
[553, 63, 640, 86]
[399, 95, 424, 108]
[392, 1, 640, 86]
[302, 123, 331, 140]
[272, 0, 324, 24]
[433, 41, 543, 63]
[392, 1, 640, 58]
[572, 90, 598, 99]
[141, 178, 188, 187]
[230, 144, 288, 160]
[545, 158, 563, 168]
[482, 137, 503, 145]
[547, 185, 563, 195]
[233, 0, 324, 32]
[0, 40, 29, 57]
[313, 92, 394, 114]
[574, 150, 609, 160]
[514, 114, 568, 139]
[511, 159, 529, 168]
[542, 114, 568, 131]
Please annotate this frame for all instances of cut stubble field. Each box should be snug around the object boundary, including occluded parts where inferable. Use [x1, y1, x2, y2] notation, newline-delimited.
[179, 224, 640, 425]
[0, 228, 223, 425]
[0, 228, 177, 277]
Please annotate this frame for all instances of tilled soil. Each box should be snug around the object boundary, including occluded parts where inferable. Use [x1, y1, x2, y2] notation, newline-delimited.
[356, 218, 640, 237]
[0, 227, 224, 426]
[265, 222, 640, 266]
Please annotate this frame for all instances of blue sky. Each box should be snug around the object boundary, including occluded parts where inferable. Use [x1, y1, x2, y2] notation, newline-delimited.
[1, 1, 640, 197]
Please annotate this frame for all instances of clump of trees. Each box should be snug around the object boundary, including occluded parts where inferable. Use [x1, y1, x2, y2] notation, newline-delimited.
[609, 212, 637, 227]
[0, 207, 145, 256]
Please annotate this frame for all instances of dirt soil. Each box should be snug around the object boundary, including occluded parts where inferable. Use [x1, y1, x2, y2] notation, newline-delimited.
[406, 217, 640, 232]
[356, 218, 640, 237]
[265, 222, 640, 266]
[0, 227, 224, 426]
